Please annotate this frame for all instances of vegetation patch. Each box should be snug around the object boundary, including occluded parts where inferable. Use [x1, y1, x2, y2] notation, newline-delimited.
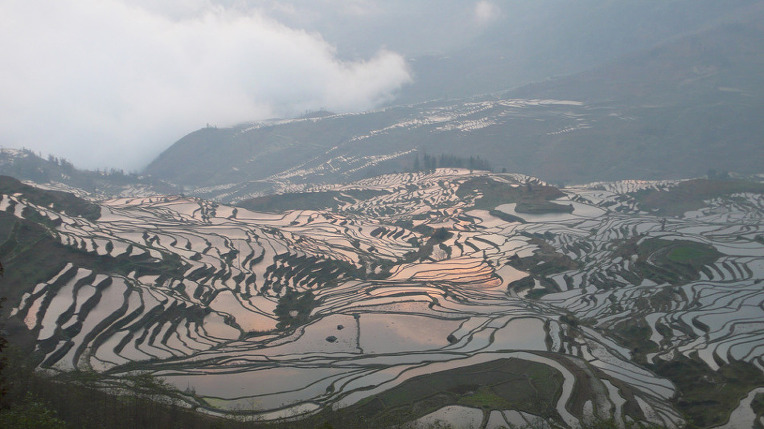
[651, 356, 764, 428]
[488, 209, 527, 223]
[0, 175, 101, 221]
[609, 317, 658, 364]
[508, 275, 534, 293]
[410, 153, 491, 173]
[752, 392, 764, 423]
[635, 238, 721, 285]
[261, 254, 361, 294]
[398, 227, 455, 263]
[666, 245, 715, 264]
[274, 290, 316, 330]
[456, 177, 567, 211]
[508, 236, 579, 278]
[237, 189, 388, 213]
[0, 345, 239, 429]
[515, 201, 574, 214]
[347, 357, 563, 427]
[632, 178, 764, 217]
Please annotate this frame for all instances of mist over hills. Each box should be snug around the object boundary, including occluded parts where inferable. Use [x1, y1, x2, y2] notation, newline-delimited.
[140, 16, 764, 202]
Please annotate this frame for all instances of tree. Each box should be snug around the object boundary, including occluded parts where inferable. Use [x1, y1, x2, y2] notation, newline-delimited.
[0, 298, 6, 406]
[430, 227, 452, 242]
[0, 394, 67, 429]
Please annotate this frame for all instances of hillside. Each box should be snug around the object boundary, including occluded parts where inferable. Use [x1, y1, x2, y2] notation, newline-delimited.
[145, 18, 764, 201]
[1, 170, 763, 427]
[0, 148, 177, 199]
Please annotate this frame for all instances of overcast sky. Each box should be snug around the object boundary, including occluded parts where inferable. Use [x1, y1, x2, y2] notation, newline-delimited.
[0, 0, 504, 170]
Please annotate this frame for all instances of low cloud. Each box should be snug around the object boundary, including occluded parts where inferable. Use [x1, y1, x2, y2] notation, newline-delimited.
[474, 1, 500, 24]
[0, 0, 411, 170]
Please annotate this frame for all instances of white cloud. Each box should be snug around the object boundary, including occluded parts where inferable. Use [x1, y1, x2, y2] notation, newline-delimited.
[474, 1, 500, 24]
[0, 0, 411, 170]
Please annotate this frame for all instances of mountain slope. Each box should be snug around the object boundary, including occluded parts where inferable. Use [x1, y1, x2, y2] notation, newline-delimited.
[507, 17, 764, 181]
[146, 18, 764, 200]
[146, 98, 592, 201]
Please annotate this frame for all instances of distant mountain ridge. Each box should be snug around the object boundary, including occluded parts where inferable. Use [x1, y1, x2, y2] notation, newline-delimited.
[2, 13, 763, 202]
[396, 0, 764, 104]
[142, 18, 764, 202]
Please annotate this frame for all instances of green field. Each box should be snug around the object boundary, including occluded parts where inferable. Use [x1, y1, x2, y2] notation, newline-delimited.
[666, 245, 716, 264]
[635, 238, 721, 285]
[633, 179, 764, 217]
[456, 176, 566, 211]
[348, 357, 564, 427]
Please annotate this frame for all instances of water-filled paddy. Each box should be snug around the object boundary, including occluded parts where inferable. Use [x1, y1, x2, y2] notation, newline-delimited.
[359, 313, 462, 354]
[7, 171, 763, 427]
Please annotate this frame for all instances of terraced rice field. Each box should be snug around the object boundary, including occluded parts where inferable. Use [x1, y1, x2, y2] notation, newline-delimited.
[4, 169, 764, 428]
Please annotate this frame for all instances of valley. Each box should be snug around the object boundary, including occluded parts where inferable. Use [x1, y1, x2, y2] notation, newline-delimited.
[2, 170, 762, 428]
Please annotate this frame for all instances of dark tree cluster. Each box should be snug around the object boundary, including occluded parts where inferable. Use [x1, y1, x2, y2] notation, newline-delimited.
[411, 153, 491, 173]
